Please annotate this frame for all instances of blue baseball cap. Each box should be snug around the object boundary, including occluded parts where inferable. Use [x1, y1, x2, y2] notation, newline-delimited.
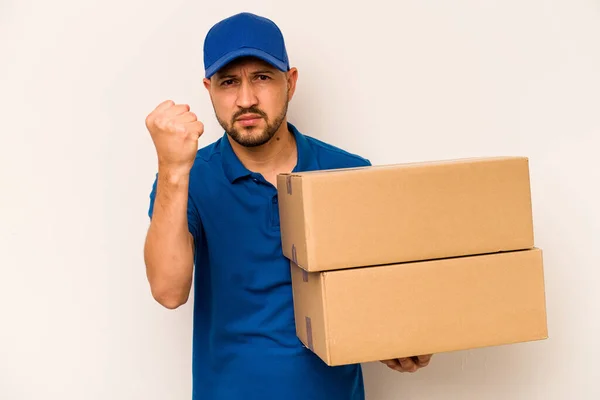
[203, 12, 290, 78]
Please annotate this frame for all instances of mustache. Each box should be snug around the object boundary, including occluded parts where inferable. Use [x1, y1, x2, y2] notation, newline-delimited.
[232, 107, 268, 121]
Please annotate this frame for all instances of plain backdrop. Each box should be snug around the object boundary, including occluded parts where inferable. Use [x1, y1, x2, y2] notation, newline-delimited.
[1, 0, 599, 399]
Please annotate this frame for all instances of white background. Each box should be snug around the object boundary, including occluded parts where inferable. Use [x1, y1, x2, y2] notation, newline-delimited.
[1, 1, 599, 399]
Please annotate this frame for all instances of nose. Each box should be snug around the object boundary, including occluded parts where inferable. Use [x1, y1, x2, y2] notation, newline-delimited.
[236, 79, 258, 109]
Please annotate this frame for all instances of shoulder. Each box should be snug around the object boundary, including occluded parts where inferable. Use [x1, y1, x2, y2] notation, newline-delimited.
[189, 136, 225, 175]
[193, 137, 222, 165]
[304, 134, 371, 169]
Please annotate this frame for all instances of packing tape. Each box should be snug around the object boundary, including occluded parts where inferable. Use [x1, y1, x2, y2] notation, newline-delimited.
[305, 316, 314, 351]
[286, 175, 292, 194]
[292, 244, 297, 264]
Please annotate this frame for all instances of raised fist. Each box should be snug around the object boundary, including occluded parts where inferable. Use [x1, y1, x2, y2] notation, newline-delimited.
[145, 100, 204, 174]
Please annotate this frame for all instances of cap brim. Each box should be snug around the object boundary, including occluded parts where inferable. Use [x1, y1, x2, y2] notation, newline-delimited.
[205, 47, 288, 78]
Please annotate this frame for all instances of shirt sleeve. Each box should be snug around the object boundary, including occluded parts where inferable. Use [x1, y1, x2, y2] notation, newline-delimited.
[147, 173, 203, 242]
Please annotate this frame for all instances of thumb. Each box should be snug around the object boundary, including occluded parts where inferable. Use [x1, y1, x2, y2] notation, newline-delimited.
[189, 121, 204, 140]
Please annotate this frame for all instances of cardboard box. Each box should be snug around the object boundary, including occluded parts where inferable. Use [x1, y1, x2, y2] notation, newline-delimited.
[291, 248, 548, 366]
[277, 157, 534, 272]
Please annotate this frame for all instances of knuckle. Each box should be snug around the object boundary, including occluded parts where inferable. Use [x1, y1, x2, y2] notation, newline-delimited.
[176, 104, 189, 113]
[174, 124, 186, 134]
[400, 361, 416, 371]
[155, 118, 167, 131]
[165, 119, 179, 133]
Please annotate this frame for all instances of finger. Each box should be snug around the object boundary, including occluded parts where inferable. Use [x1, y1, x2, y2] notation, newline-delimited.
[381, 359, 400, 369]
[146, 100, 175, 128]
[163, 103, 190, 118]
[185, 121, 204, 138]
[417, 354, 432, 367]
[398, 357, 418, 373]
[154, 99, 175, 112]
[388, 358, 414, 373]
[173, 111, 198, 124]
[382, 359, 406, 373]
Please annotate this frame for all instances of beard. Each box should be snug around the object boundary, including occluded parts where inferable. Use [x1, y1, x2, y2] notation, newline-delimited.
[216, 99, 289, 148]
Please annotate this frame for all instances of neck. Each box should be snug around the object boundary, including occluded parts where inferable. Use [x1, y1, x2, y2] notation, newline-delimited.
[228, 120, 298, 178]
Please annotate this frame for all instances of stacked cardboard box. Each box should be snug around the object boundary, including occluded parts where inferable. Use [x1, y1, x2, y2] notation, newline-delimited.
[277, 156, 548, 366]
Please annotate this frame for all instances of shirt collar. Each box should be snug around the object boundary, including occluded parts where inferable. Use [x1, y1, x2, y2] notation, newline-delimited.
[220, 122, 319, 183]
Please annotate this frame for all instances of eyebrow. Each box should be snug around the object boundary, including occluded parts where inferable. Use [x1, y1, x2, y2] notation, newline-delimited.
[216, 69, 276, 80]
[217, 74, 237, 80]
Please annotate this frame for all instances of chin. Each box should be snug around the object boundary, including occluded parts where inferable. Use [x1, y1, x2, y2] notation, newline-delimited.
[229, 127, 273, 148]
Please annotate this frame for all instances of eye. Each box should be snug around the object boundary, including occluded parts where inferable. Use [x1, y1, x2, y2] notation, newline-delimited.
[256, 75, 271, 81]
[221, 79, 235, 86]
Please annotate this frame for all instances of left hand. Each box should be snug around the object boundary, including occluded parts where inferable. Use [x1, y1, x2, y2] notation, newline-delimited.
[380, 354, 433, 373]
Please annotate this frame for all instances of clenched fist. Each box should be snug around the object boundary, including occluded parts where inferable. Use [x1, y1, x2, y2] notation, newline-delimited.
[145, 100, 204, 175]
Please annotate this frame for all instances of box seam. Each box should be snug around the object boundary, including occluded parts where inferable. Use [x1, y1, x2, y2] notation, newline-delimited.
[302, 177, 315, 270]
[321, 272, 331, 365]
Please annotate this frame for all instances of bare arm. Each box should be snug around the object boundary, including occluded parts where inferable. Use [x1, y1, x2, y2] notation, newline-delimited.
[143, 99, 204, 309]
[144, 170, 194, 309]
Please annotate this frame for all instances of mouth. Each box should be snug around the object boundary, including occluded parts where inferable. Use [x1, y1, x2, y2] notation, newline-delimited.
[236, 114, 263, 126]
[236, 114, 262, 121]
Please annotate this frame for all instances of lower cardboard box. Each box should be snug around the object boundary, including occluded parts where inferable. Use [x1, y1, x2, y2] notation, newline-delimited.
[291, 248, 548, 366]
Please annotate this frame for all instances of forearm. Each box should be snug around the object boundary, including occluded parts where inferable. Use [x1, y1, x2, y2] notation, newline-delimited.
[144, 169, 194, 309]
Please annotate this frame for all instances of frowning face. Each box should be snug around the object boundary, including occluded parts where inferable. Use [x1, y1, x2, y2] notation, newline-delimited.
[204, 56, 297, 147]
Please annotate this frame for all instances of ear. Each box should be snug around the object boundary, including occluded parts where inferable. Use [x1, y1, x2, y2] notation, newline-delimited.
[286, 67, 298, 101]
[203, 77, 211, 91]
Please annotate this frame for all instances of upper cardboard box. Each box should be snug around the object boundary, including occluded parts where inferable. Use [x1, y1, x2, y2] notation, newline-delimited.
[277, 156, 535, 272]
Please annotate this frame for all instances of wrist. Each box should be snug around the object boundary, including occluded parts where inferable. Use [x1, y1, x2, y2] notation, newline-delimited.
[158, 165, 190, 186]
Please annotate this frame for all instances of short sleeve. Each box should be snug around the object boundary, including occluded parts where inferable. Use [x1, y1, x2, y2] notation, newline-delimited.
[147, 173, 203, 242]
[348, 156, 371, 168]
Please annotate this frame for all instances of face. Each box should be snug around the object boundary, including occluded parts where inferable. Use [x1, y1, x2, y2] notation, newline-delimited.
[203, 57, 298, 147]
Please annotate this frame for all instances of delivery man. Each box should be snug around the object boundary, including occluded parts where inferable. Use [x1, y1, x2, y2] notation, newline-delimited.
[144, 11, 432, 400]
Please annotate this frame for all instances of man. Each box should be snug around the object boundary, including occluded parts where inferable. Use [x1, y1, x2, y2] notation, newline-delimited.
[144, 12, 432, 400]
